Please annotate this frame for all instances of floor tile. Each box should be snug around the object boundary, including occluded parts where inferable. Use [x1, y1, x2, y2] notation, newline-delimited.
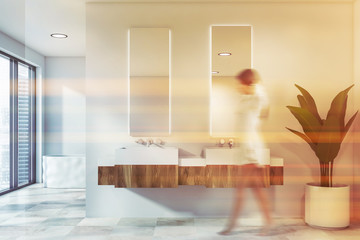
[194, 217, 227, 227]
[66, 226, 113, 237]
[285, 228, 336, 240]
[0, 226, 34, 238]
[0, 212, 22, 223]
[16, 226, 74, 240]
[77, 217, 120, 226]
[157, 217, 194, 226]
[41, 217, 83, 226]
[64, 236, 109, 240]
[17, 208, 61, 217]
[0, 204, 36, 211]
[154, 226, 196, 237]
[107, 236, 153, 240]
[27, 203, 67, 211]
[110, 226, 155, 237]
[0, 184, 359, 240]
[118, 218, 157, 227]
[0, 217, 46, 227]
[56, 209, 86, 218]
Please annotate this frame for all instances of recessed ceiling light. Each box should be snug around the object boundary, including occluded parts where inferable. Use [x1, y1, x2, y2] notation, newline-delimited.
[212, 71, 219, 74]
[218, 52, 231, 56]
[50, 33, 68, 39]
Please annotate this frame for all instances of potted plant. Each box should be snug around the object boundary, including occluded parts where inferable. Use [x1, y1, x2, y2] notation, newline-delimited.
[286, 84, 358, 229]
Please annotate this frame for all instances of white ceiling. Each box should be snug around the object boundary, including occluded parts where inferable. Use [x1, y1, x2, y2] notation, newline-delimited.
[0, 0, 85, 57]
[0, 0, 353, 57]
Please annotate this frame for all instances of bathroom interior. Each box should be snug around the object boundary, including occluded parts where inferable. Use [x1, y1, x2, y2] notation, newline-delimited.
[0, 0, 360, 239]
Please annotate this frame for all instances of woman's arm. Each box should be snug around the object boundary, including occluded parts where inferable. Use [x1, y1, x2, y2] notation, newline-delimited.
[259, 105, 269, 118]
[257, 84, 270, 118]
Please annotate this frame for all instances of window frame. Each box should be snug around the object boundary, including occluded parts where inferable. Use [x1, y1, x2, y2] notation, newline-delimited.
[0, 50, 36, 195]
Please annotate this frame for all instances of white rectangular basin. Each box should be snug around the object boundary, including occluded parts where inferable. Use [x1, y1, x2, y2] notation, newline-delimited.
[115, 146, 178, 165]
[205, 147, 270, 165]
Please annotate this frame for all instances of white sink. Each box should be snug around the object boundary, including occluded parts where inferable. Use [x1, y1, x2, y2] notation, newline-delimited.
[115, 146, 178, 165]
[205, 147, 270, 165]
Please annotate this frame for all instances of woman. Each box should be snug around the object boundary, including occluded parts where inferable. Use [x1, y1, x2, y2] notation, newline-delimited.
[219, 69, 272, 236]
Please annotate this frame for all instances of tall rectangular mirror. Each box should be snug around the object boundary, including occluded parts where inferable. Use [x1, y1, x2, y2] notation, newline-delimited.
[129, 28, 170, 137]
[210, 25, 252, 137]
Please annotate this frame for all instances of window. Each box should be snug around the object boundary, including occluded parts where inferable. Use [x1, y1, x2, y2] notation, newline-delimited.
[0, 55, 10, 191]
[0, 51, 36, 195]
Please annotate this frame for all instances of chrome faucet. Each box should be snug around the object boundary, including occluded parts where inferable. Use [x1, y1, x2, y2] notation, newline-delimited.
[135, 138, 146, 146]
[228, 139, 234, 149]
[155, 138, 165, 146]
[146, 138, 154, 147]
[136, 138, 164, 147]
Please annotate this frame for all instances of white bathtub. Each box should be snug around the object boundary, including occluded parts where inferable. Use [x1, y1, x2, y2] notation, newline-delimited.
[43, 155, 85, 189]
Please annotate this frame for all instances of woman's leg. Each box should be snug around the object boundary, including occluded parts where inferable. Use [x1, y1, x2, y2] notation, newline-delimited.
[219, 166, 250, 235]
[252, 187, 272, 225]
[222, 185, 245, 233]
[251, 173, 272, 235]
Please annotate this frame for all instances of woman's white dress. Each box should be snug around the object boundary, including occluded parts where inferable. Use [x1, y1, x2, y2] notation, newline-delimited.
[234, 84, 268, 166]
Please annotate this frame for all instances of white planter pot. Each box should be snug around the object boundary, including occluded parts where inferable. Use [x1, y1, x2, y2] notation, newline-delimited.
[305, 183, 350, 229]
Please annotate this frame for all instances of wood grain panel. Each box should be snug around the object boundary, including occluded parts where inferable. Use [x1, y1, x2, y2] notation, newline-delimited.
[205, 165, 270, 188]
[178, 166, 206, 185]
[205, 165, 234, 188]
[114, 165, 178, 188]
[270, 166, 284, 185]
[98, 164, 283, 188]
[98, 166, 115, 185]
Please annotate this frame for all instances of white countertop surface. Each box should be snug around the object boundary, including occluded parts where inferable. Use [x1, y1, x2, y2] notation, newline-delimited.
[100, 146, 284, 167]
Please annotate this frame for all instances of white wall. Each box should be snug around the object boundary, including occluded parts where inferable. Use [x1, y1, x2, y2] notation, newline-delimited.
[0, 30, 45, 183]
[86, 2, 355, 218]
[45, 57, 85, 155]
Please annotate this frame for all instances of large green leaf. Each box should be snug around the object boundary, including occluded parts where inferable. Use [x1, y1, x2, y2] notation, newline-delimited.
[286, 106, 321, 143]
[342, 111, 358, 140]
[297, 95, 307, 109]
[340, 96, 348, 129]
[286, 127, 317, 152]
[316, 115, 342, 164]
[326, 85, 354, 128]
[295, 84, 322, 125]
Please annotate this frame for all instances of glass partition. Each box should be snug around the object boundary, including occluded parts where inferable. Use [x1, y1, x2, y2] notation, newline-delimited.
[0, 51, 36, 195]
[0, 55, 10, 192]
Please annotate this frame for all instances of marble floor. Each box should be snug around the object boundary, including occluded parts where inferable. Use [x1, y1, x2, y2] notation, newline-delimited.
[0, 184, 359, 240]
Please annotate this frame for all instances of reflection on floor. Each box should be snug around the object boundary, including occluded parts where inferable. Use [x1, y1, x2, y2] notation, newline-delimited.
[0, 184, 359, 240]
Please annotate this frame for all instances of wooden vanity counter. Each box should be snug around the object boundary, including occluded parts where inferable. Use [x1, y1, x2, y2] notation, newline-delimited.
[98, 163, 283, 188]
